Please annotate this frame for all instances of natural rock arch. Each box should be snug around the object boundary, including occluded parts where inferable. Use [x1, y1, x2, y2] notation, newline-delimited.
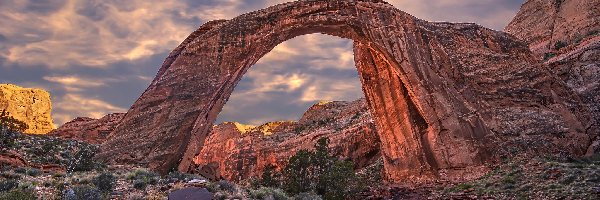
[98, 0, 594, 182]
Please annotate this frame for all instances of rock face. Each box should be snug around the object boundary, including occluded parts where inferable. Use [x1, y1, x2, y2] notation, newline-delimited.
[193, 99, 381, 181]
[98, 0, 597, 183]
[505, 0, 600, 55]
[0, 84, 54, 134]
[506, 0, 600, 155]
[49, 113, 125, 144]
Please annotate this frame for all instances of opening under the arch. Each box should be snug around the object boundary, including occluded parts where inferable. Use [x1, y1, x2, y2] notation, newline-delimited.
[215, 34, 365, 125]
[195, 34, 383, 182]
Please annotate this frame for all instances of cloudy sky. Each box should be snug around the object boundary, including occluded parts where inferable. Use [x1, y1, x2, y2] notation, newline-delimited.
[0, 0, 524, 126]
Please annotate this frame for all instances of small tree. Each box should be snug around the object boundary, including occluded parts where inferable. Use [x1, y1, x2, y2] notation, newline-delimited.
[320, 160, 356, 200]
[0, 110, 28, 133]
[282, 149, 313, 194]
[280, 137, 362, 198]
[313, 138, 332, 195]
[260, 164, 280, 188]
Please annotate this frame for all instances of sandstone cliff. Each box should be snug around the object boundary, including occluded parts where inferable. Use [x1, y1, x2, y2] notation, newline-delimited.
[193, 99, 381, 181]
[0, 84, 54, 134]
[49, 113, 125, 144]
[506, 0, 600, 155]
[505, 0, 600, 56]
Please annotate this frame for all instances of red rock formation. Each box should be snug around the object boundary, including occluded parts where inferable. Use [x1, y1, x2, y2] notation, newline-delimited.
[0, 150, 65, 173]
[49, 113, 125, 144]
[505, 0, 600, 55]
[506, 0, 600, 155]
[98, 0, 596, 183]
[193, 99, 381, 181]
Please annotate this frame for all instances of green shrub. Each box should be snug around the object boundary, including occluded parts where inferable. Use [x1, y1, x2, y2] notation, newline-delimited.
[0, 188, 36, 200]
[0, 172, 21, 179]
[25, 168, 41, 177]
[0, 111, 28, 133]
[205, 182, 219, 193]
[280, 137, 361, 199]
[93, 172, 116, 193]
[554, 41, 567, 50]
[65, 185, 103, 200]
[259, 164, 280, 188]
[249, 187, 290, 200]
[133, 179, 147, 190]
[318, 160, 357, 200]
[13, 168, 26, 174]
[127, 169, 159, 190]
[282, 149, 313, 194]
[67, 145, 99, 172]
[0, 180, 18, 193]
[543, 53, 556, 61]
[216, 180, 236, 193]
[294, 192, 322, 200]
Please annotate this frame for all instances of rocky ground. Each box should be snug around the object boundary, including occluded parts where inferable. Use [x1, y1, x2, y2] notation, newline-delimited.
[2, 130, 600, 199]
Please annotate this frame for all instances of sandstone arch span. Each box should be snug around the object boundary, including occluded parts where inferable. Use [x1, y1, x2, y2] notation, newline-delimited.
[98, 0, 595, 182]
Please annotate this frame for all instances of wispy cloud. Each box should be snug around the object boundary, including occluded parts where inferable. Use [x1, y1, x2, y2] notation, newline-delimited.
[52, 93, 127, 126]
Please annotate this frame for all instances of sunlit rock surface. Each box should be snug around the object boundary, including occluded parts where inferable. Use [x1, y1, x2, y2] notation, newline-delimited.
[49, 113, 126, 144]
[505, 0, 600, 55]
[193, 99, 380, 181]
[0, 84, 54, 134]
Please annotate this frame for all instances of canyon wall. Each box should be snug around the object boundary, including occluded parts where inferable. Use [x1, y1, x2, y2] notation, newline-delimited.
[506, 0, 600, 155]
[193, 99, 380, 181]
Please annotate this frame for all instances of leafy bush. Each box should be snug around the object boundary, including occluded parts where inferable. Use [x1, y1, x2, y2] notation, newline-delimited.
[282, 149, 313, 194]
[0, 180, 18, 193]
[25, 168, 41, 177]
[63, 185, 103, 200]
[259, 164, 279, 188]
[93, 172, 116, 193]
[0, 172, 21, 179]
[0, 188, 36, 200]
[318, 160, 357, 200]
[216, 180, 236, 193]
[294, 192, 323, 200]
[127, 169, 158, 190]
[554, 41, 566, 50]
[133, 179, 147, 190]
[67, 145, 99, 172]
[543, 53, 556, 61]
[277, 137, 362, 199]
[249, 187, 290, 200]
[13, 168, 26, 174]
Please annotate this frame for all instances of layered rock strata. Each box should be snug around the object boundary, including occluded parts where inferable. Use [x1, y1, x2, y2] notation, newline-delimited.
[506, 0, 600, 155]
[505, 0, 600, 55]
[49, 113, 125, 144]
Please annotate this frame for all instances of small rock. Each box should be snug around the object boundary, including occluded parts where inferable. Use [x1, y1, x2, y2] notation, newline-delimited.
[168, 187, 212, 200]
